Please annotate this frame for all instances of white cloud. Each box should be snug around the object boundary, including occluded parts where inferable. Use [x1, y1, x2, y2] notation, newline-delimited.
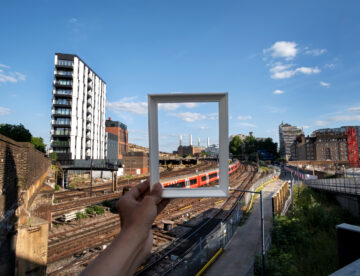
[305, 48, 326, 56]
[302, 125, 310, 129]
[207, 112, 218, 120]
[325, 63, 335, 69]
[0, 107, 10, 116]
[263, 41, 298, 60]
[0, 65, 26, 83]
[158, 102, 198, 111]
[106, 99, 147, 115]
[200, 126, 208, 130]
[348, 106, 360, 112]
[320, 81, 330, 88]
[315, 120, 329, 126]
[273, 89, 284, 95]
[269, 62, 320, 79]
[331, 115, 360, 122]
[239, 122, 256, 127]
[170, 112, 206, 122]
[237, 115, 252, 120]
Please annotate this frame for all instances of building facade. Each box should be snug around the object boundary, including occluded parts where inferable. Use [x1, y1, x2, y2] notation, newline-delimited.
[123, 152, 148, 175]
[51, 53, 106, 163]
[105, 118, 129, 160]
[290, 134, 316, 161]
[279, 123, 303, 160]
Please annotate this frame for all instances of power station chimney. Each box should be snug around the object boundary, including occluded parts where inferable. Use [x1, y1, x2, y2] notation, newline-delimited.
[207, 137, 210, 147]
[179, 135, 182, 146]
[189, 134, 193, 146]
[198, 138, 200, 147]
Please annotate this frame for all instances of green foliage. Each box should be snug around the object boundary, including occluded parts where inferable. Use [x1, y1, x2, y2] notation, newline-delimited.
[255, 186, 360, 276]
[31, 136, 46, 153]
[50, 152, 58, 162]
[55, 184, 60, 191]
[86, 205, 104, 215]
[0, 123, 32, 142]
[76, 211, 88, 219]
[53, 198, 57, 203]
[229, 135, 279, 160]
[69, 183, 76, 189]
[229, 136, 243, 155]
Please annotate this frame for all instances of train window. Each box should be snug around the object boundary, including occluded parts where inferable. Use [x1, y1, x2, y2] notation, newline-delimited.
[190, 178, 197, 185]
[176, 181, 185, 187]
[209, 173, 217, 179]
[201, 176, 207, 182]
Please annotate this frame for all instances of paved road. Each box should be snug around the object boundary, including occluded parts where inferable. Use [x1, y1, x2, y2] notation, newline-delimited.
[205, 179, 285, 276]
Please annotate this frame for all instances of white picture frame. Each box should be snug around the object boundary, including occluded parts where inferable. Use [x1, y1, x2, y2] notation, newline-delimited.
[148, 93, 229, 198]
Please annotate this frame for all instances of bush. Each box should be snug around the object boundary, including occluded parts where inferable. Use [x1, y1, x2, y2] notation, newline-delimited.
[86, 207, 95, 215]
[76, 211, 88, 219]
[55, 184, 60, 191]
[93, 205, 104, 215]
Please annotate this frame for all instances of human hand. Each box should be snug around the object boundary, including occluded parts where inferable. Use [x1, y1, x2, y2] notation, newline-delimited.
[116, 181, 169, 257]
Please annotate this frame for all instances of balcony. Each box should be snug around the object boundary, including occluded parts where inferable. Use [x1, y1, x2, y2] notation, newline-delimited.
[52, 141, 70, 147]
[87, 91, 92, 98]
[86, 116, 92, 123]
[52, 112, 71, 118]
[87, 83, 92, 90]
[54, 80, 72, 88]
[55, 61, 73, 69]
[87, 108, 92, 115]
[55, 71, 73, 78]
[86, 134, 91, 140]
[53, 100, 71, 108]
[87, 100, 92, 106]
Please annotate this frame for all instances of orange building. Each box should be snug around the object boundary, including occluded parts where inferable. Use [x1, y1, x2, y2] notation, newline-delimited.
[105, 117, 129, 159]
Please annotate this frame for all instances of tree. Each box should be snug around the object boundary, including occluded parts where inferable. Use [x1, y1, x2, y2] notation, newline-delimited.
[31, 137, 46, 153]
[50, 152, 58, 162]
[229, 136, 244, 156]
[244, 136, 258, 155]
[0, 123, 32, 142]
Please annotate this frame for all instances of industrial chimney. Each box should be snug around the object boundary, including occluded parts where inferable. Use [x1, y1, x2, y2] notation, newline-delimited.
[179, 135, 182, 146]
[198, 137, 200, 147]
[189, 134, 193, 146]
[207, 137, 210, 147]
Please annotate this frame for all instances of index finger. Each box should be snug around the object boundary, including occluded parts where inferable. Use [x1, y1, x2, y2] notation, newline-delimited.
[128, 180, 150, 199]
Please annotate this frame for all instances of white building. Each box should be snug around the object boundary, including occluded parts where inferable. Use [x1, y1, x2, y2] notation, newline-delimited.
[51, 53, 106, 163]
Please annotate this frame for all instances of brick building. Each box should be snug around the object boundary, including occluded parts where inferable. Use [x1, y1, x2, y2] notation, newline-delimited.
[123, 151, 148, 175]
[176, 145, 205, 155]
[290, 134, 316, 161]
[105, 118, 128, 160]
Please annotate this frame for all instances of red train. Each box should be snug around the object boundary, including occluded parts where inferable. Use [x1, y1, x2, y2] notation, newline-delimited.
[161, 160, 240, 189]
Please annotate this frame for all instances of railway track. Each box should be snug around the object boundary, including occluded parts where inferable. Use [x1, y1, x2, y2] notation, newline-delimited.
[47, 163, 264, 275]
[54, 162, 215, 203]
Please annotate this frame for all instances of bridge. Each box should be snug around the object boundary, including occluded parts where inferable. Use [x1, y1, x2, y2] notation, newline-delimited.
[306, 178, 360, 196]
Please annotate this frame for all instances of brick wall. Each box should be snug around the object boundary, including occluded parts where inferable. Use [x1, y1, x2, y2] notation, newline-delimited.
[0, 134, 51, 275]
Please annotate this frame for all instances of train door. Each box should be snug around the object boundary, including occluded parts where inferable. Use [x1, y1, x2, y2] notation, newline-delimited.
[185, 178, 190, 188]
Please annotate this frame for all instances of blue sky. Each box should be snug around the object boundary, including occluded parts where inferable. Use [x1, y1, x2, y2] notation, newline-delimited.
[1, 0, 360, 152]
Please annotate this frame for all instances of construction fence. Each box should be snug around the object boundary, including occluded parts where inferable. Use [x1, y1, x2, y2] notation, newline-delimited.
[163, 172, 280, 276]
[272, 181, 291, 215]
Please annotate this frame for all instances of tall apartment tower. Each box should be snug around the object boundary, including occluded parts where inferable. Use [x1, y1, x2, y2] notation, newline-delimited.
[279, 122, 303, 160]
[51, 53, 106, 163]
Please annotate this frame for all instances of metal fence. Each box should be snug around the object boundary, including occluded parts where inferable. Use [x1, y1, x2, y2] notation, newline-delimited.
[161, 172, 280, 276]
[306, 178, 360, 196]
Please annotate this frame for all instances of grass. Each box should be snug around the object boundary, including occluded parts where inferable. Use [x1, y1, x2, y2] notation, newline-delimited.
[255, 185, 360, 276]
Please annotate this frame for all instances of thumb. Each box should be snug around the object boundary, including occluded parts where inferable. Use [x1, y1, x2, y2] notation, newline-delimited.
[150, 182, 163, 204]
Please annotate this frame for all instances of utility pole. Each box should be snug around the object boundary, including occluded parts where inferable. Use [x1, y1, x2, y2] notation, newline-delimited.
[260, 190, 265, 276]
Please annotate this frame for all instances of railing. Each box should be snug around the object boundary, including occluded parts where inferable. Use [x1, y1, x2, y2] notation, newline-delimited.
[306, 178, 360, 196]
[52, 141, 70, 147]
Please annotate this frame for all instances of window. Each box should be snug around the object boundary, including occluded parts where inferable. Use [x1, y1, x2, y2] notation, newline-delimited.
[56, 89, 72, 95]
[56, 79, 72, 85]
[55, 108, 71, 115]
[190, 178, 197, 185]
[55, 118, 70, 125]
[55, 99, 70, 105]
[57, 71, 72, 76]
[209, 173, 217, 179]
[55, 128, 70, 135]
[58, 60, 72, 66]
